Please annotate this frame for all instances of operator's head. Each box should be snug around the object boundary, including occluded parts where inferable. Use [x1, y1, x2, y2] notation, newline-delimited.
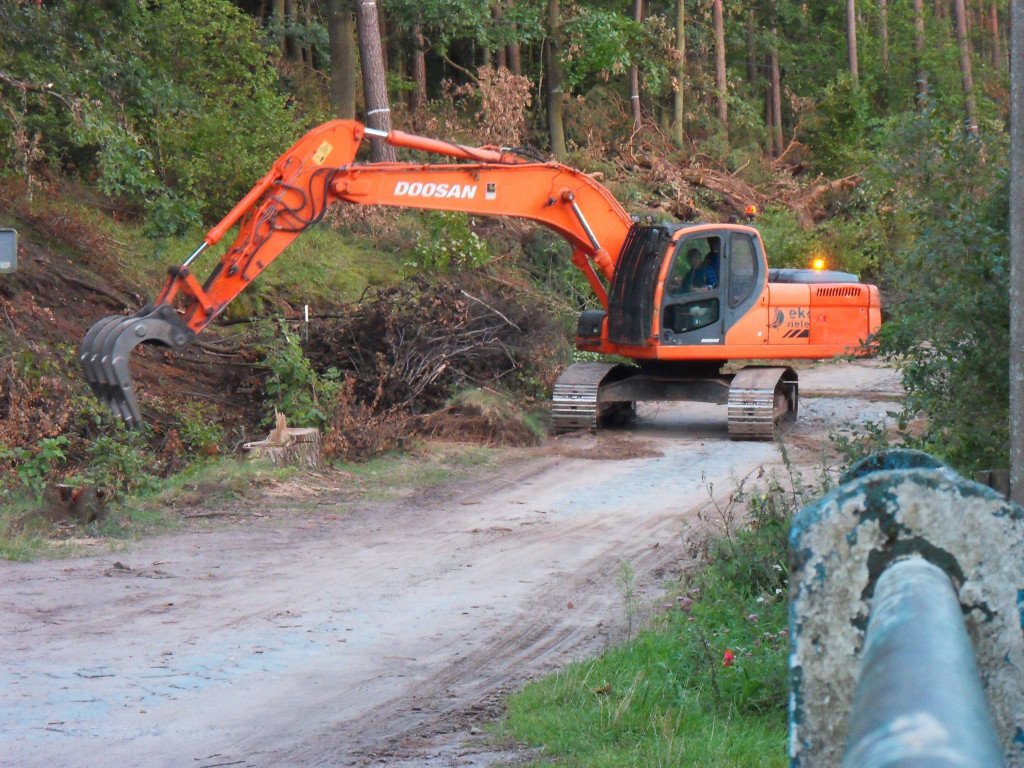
[686, 248, 702, 267]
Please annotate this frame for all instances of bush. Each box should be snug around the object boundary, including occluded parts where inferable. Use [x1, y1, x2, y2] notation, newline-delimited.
[0, 0, 301, 234]
[256, 320, 341, 430]
[412, 212, 492, 273]
[874, 123, 1009, 472]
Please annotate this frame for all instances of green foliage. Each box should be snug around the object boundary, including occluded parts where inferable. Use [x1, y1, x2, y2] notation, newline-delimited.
[412, 212, 492, 273]
[0, 436, 70, 494]
[873, 121, 1009, 472]
[76, 432, 161, 496]
[176, 403, 226, 455]
[257, 320, 341, 429]
[0, 0, 301, 234]
[755, 205, 887, 278]
[801, 75, 876, 176]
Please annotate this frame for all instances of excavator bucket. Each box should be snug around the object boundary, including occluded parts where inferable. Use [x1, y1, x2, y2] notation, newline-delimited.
[79, 304, 195, 428]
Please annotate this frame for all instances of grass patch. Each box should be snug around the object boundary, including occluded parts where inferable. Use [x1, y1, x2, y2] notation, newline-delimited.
[9, 188, 414, 312]
[336, 444, 496, 500]
[501, 460, 822, 767]
[0, 458, 295, 560]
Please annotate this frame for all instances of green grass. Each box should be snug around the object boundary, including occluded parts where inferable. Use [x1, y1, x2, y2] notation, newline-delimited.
[336, 445, 496, 500]
[0, 458, 294, 560]
[500, 471, 804, 768]
[11, 189, 416, 312]
[0, 446, 498, 560]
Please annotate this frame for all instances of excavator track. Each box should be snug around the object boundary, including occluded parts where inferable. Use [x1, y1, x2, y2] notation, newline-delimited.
[551, 362, 625, 433]
[727, 366, 798, 440]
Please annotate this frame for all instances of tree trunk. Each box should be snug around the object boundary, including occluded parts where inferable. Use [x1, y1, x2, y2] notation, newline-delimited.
[713, 0, 728, 137]
[494, 2, 508, 69]
[764, 53, 773, 155]
[284, 0, 301, 64]
[355, 0, 396, 160]
[506, 1, 523, 76]
[328, 0, 356, 119]
[953, 0, 980, 135]
[746, 8, 757, 86]
[410, 24, 427, 111]
[546, 0, 568, 160]
[770, 36, 783, 157]
[879, 0, 890, 72]
[273, 0, 286, 55]
[991, 1, 1002, 67]
[673, 0, 686, 146]
[629, 0, 644, 132]
[1009, 0, 1024, 504]
[914, 0, 929, 110]
[847, 0, 860, 83]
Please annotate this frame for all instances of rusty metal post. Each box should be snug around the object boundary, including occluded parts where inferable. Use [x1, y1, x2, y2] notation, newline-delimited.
[842, 557, 1004, 767]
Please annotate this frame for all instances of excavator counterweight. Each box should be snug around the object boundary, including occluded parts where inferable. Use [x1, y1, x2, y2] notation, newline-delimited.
[80, 120, 880, 437]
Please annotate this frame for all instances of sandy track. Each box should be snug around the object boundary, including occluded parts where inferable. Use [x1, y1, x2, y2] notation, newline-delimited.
[0, 361, 900, 767]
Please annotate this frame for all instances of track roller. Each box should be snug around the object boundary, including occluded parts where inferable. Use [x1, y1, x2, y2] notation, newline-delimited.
[726, 366, 798, 440]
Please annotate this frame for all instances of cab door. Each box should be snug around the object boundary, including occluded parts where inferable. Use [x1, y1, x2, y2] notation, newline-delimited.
[659, 232, 726, 346]
[660, 230, 765, 347]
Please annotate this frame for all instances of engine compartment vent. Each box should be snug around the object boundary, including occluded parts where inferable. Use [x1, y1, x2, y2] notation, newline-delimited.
[815, 286, 863, 298]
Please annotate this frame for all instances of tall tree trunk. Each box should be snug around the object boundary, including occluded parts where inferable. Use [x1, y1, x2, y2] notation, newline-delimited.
[712, 0, 728, 137]
[770, 35, 783, 157]
[629, 0, 644, 132]
[953, 0, 981, 135]
[494, 2, 508, 69]
[273, 0, 286, 55]
[673, 0, 686, 146]
[284, 0, 301, 64]
[914, 0, 929, 110]
[327, 0, 356, 119]
[506, 0, 523, 76]
[746, 8, 757, 86]
[764, 54, 774, 156]
[355, 0, 396, 161]
[879, 0, 890, 72]
[936, 0, 946, 19]
[410, 24, 427, 111]
[847, 0, 860, 83]
[546, 0, 568, 160]
[991, 1, 1002, 67]
[1009, 0, 1024, 504]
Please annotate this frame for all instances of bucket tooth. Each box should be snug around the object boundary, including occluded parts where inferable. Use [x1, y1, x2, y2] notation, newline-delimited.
[79, 304, 196, 428]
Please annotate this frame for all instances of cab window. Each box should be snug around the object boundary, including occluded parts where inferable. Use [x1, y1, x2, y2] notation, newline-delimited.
[666, 236, 722, 297]
[728, 235, 758, 308]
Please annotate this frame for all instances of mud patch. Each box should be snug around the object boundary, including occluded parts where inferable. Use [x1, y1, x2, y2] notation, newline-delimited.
[549, 433, 664, 460]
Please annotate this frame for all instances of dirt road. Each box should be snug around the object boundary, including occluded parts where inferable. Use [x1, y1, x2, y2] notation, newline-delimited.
[0, 361, 900, 767]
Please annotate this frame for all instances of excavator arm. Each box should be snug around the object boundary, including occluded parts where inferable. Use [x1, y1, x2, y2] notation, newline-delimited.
[80, 120, 634, 426]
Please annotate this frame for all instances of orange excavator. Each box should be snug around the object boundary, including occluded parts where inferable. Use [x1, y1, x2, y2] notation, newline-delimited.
[80, 120, 881, 438]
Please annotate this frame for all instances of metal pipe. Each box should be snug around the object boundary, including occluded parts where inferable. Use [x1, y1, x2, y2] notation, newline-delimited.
[842, 557, 1005, 768]
[181, 241, 208, 269]
[569, 200, 601, 253]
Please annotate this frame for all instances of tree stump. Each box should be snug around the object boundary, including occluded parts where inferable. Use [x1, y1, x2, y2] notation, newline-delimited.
[243, 427, 323, 471]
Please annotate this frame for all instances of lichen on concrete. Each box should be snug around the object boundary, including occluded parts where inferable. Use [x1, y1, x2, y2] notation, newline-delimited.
[788, 453, 1024, 767]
